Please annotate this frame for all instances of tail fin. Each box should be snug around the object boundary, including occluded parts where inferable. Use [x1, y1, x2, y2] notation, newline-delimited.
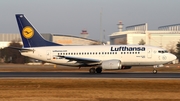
[15, 14, 62, 47]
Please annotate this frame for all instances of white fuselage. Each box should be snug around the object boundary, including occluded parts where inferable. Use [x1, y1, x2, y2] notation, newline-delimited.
[21, 45, 176, 67]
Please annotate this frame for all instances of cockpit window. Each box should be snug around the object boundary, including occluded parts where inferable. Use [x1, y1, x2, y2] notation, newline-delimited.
[158, 50, 168, 54]
[158, 51, 162, 53]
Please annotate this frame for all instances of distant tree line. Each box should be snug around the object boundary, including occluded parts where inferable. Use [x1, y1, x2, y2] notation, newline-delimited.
[0, 40, 29, 64]
[176, 41, 180, 60]
[138, 39, 146, 45]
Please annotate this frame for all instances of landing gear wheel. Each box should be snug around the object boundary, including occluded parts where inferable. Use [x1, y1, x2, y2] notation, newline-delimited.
[153, 69, 157, 74]
[89, 68, 96, 73]
[96, 67, 102, 73]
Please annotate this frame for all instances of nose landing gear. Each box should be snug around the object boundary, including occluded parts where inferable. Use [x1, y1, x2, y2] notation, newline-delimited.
[153, 69, 157, 74]
[153, 65, 161, 74]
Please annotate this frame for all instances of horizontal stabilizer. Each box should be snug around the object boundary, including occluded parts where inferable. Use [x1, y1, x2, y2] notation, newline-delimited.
[7, 47, 34, 52]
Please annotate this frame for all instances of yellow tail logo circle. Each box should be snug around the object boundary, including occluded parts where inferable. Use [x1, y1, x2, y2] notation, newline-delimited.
[22, 26, 34, 39]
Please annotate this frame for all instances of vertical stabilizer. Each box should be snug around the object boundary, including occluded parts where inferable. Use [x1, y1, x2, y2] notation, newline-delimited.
[15, 14, 62, 47]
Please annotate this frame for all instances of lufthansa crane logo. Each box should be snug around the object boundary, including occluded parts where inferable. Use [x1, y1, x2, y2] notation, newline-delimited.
[22, 26, 34, 39]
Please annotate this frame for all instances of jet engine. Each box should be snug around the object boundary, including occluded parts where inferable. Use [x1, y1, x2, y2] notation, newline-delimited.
[101, 59, 122, 70]
[101, 59, 132, 70]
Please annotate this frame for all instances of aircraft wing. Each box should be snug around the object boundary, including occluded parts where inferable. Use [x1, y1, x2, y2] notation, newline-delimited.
[58, 55, 101, 65]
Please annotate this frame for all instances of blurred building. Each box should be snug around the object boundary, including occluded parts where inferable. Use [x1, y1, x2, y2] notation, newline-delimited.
[110, 21, 180, 51]
[0, 33, 100, 48]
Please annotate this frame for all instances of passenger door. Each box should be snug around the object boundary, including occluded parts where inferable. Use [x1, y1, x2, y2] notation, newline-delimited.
[47, 50, 51, 60]
[147, 48, 152, 58]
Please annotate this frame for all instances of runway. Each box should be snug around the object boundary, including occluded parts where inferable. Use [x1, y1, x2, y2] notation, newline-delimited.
[0, 72, 180, 78]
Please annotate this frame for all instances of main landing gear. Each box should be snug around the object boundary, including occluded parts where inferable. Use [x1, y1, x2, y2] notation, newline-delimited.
[89, 67, 102, 74]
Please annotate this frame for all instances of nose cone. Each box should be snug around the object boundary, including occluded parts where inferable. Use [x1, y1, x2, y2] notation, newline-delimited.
[170, 54, 177, 61]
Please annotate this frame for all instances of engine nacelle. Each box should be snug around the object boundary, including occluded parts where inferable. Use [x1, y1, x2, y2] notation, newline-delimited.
[101, 59, 122, 70]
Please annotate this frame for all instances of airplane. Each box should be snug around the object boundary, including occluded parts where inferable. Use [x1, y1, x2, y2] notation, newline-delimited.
[14, 14, 176, 74]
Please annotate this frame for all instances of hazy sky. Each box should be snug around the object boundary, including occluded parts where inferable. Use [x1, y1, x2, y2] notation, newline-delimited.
[0, 0, 180, 41]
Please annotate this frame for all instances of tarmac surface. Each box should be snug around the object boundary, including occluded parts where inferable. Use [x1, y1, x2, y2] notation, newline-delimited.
[0, 72, 180, 78]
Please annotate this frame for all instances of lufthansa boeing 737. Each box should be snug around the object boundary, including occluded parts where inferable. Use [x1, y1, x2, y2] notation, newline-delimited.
[14, 14, 176, 74]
